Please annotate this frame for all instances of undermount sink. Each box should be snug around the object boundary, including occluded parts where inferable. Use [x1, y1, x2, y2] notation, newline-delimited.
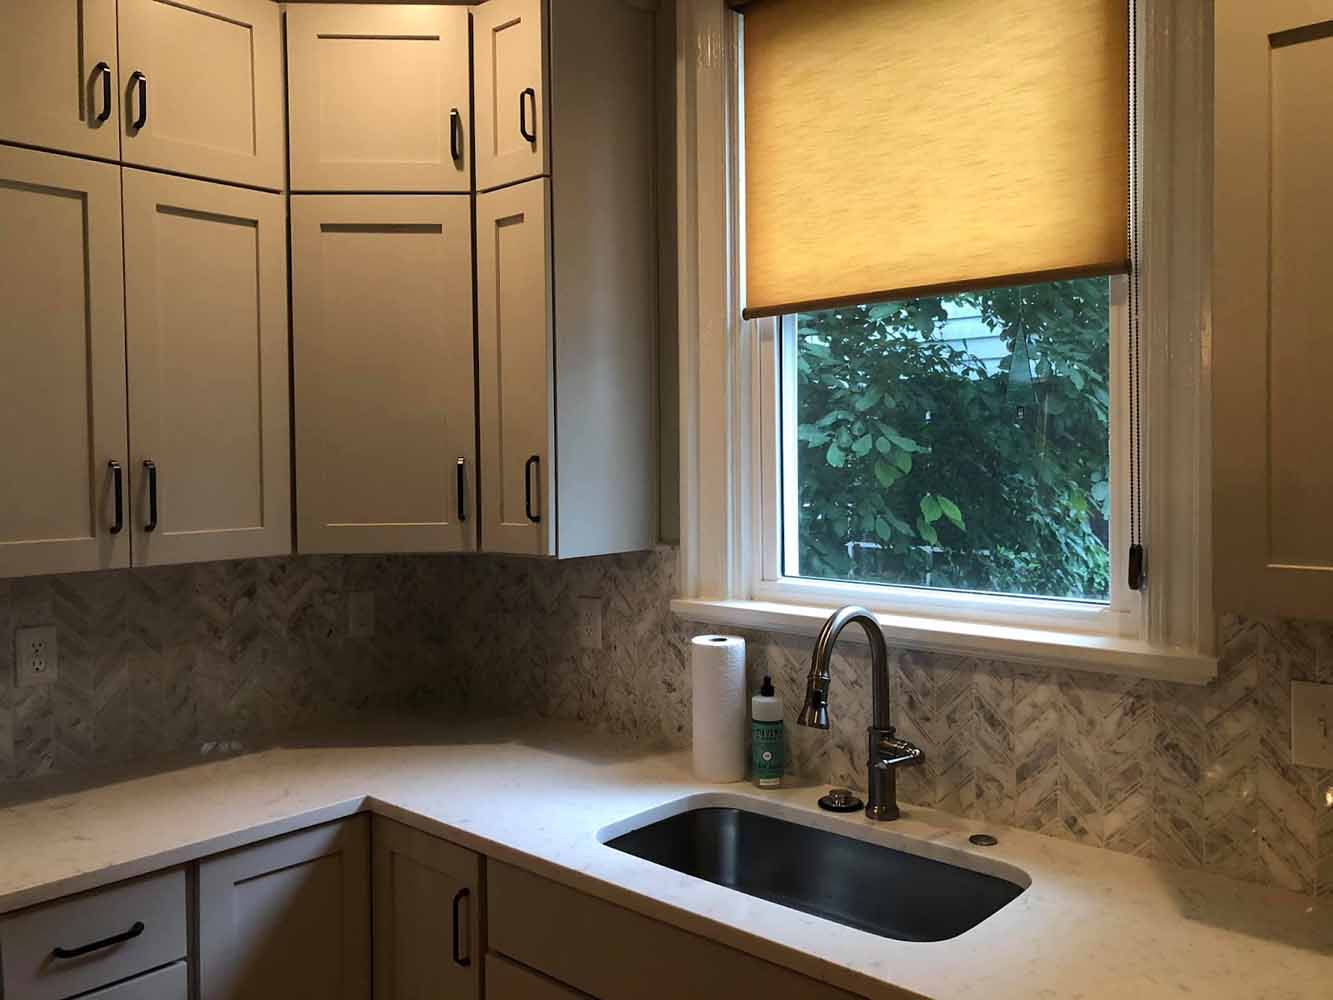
[603, 802, 1026, 942]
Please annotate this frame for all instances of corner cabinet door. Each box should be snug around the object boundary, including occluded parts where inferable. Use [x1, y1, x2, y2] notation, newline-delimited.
[291, 195, 476, 554]
[477, 178, 555, 556]
[118, 0, 284, 191]
[1214, 1, 1333, 620]
[473, 0, 548, 191]
[287, 4, 471, 193]
[0, 0, 121, 159]
[0, 147, 129, 577]
[123, 168, 291, 567]
[198, 817, 371, 1000]
[372, 818, 481, 1000]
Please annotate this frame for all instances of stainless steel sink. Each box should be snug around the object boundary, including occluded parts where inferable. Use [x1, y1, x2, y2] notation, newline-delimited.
[604, 805, 1025, 942]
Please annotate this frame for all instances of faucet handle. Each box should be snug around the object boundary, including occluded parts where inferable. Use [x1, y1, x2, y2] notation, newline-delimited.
[872, 730, 923, 768]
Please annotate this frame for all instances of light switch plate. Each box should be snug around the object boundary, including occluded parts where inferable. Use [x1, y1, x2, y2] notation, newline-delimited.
[577, 596, 602, 650]
[349, 592, 375, 639]
[15, 625, 58, 687]
[1291, 681, 1333, 768]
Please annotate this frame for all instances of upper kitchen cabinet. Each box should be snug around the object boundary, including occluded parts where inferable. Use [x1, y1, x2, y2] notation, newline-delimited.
[473, 0, 547, 191]
[122, 168, 291, 567]
[291, 194, 476, 554]
[0, 1, 122, 161]
[476, 0, 657, 558]
[287, 4, 471, 193]
[1214, 1, 1333, 621]
[118, 0, 284, 191]
[0, 146, 129, 578]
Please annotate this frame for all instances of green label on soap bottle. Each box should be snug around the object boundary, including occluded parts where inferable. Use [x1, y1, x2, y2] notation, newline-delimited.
[751, 719, 784, 787]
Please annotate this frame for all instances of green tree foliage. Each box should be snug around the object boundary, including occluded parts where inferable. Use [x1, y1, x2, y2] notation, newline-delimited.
[795, 278, 1111, 600]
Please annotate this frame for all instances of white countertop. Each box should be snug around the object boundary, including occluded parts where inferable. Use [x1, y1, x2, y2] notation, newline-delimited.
[0, 718, 1329, 1000]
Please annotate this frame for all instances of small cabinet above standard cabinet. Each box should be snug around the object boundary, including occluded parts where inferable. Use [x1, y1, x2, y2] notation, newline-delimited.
[1214, 1, 1333, 620]
[473, 0, 548, 192]
[286, 4, 472, 193]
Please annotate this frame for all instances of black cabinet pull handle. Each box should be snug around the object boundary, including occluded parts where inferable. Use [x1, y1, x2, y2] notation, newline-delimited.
[143, 460, 157, 532]
[519, 87, 536, 143]
[450, 108, 463, 162]
[129, 71, 147, 130]
[53, 921, 144, 960]
[94, 61, 113, 123]
[451, 888, 471, 967]
[456, 457, 467, 523]
[108, 461, 124, 535]
[524, 454, 541, 524]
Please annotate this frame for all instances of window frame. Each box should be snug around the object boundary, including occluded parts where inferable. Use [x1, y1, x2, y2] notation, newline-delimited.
[672, 0, 1215, 682]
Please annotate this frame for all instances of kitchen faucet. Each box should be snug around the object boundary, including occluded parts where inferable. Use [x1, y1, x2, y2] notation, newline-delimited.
[798, 606, 923, 820]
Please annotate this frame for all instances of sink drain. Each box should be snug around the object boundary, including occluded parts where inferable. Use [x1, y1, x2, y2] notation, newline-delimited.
[969, 833, 999, 847]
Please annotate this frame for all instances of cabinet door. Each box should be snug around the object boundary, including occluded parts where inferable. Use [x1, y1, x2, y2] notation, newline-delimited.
[372, 817, 481, 1000]
[486, 955, 587, 1000]
[0, 147, 129, 578]
[1215, 1, 1333, 620]
[291, 195, 476, 554]
[287, 5, 471, 193]
[118, 0, 284, 190]
[0, 0, 121, 159]
[82, 962, 188, 1000]
[122, 168, 291, 567]
[473, 0, 548, 191]
[477, 178, 554, 556]
[198, 817, 371, 1000]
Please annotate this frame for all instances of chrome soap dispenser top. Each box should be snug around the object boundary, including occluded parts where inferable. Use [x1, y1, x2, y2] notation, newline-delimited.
[798, 606, 923, 821]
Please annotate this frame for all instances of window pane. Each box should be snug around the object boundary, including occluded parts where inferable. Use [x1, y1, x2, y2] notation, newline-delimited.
[790, 278, 1112, 602]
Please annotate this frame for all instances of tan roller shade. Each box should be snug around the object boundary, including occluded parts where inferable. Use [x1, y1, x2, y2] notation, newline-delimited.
[742, 0, 1130, 319]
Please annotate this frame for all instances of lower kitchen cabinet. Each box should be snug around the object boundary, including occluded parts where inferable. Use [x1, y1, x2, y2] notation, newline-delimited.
[486, 954, 587, 1000]
[197, 816, 371, 1000]
[372, 816, 482, 999]
[82, 961, 189, 999]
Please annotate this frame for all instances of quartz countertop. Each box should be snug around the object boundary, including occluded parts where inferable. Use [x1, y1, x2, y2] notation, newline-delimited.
[0, 717, 1328, 1000]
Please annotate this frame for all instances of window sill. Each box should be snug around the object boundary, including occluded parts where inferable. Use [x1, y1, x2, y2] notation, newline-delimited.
[670, 598, 1217, 685]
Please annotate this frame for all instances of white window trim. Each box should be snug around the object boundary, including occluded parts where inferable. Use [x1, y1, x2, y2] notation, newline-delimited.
[672, 0, 1216, 684]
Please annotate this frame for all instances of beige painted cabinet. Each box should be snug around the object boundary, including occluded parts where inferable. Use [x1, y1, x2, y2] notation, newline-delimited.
[372, 817, 482, 1000]
[1214, 1, 1333, 620]
[475, 0, 658, 558]
[123, 168, 291, 567]
[0, 0, 122, 160]
[287, 4, 472, 193]
[291, 194, 475, 554]
[0, 146, 130, 578]
[198, 817, 371, 1000]
[118, 0, 284, 191]
[473, 0, 548, 192]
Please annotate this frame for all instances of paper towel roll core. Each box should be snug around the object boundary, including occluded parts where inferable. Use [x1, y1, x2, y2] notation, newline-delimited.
[691, 634, 748, 783]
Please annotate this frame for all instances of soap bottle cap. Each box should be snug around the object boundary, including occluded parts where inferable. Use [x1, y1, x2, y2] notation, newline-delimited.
[759, 675, 775, 697]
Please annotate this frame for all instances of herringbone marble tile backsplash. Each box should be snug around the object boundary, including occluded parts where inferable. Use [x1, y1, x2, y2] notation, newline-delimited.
[3, 547, 1331, 897]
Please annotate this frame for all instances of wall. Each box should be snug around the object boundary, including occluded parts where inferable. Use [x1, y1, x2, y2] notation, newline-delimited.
[428, 546, 1333, 898]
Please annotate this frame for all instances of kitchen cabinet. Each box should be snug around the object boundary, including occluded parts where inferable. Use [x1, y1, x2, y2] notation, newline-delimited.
[118, 0, 284, 191]
[486, 862, 859, 1000]
[81, 963, 188, 1000]
[475, 0, 657, 558]
[472, 0, 547, 192]
[198, 817, 371, 1000]
[0, 146, 130, 578]
[372, 817, 482, 1000]
[287, 4, 471, 193]
[486, 955, 586, 1000]
[0, 0, 122, 160]
[1214, 0, 1333, 620]
[291, 194, 475, 554]
[123, 168, 291, 567]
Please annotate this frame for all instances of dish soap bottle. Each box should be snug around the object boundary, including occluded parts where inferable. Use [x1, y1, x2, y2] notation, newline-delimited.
[751, 675, 784, 788]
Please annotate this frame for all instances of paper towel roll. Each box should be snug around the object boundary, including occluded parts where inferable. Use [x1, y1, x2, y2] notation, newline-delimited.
[691, 634, 748, 783]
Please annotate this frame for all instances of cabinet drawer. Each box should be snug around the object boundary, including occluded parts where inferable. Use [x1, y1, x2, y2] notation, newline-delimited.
[0, 868, 187, 1000]
[486, 954, 587, 1000]
[487, 863, 860, 1000]
[84, 960, 188, 1000]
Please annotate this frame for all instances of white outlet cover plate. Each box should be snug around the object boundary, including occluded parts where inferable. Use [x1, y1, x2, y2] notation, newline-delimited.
[15, 625, 59, 687]
[1291, 681, 1333, 768]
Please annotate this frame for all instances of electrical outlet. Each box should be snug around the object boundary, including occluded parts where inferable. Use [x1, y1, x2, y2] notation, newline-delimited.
[15, 626, 58, 687]
[349, 592, 375, 639]
[1292, 681, 1333, 768]
[577, 596, 602, 650]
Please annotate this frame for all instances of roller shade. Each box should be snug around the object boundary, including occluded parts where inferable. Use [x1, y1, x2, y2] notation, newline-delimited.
[741, 0, 1131, 319]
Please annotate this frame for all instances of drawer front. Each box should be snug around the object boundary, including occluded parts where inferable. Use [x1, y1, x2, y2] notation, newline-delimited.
[486, 954, 588, 1000]
[487, 863, 861, 1000]
[84, 960, 189, 1000]
[0, 868, 187, 1000]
